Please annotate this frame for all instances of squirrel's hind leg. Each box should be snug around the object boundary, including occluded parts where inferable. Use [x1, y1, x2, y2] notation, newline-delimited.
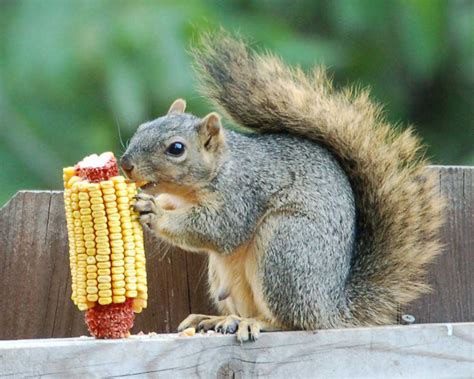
[177, 314, 279, 342]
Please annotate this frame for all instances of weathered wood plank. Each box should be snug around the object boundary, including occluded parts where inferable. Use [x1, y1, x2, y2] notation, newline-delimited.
[402, 166, 474, 323]
[0, 323, 472, 378]
[0, 166, 472, 340]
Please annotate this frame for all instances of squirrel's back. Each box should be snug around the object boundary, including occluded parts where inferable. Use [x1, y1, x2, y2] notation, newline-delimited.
[219, 128, 356, 233]
[222, 129, 355, 209]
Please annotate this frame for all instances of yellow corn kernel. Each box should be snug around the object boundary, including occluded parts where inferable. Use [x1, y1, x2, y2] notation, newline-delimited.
[134, 298, 147, 310]
[124, 261, 135, 269]
[97, 261, 111, 269]
[86, 183, 100, 190]
[124, 249, 135, 257]
[112, 260, 125, 267]
[111, 253, 124, 261]
[112, 280, 125, 289]
[99, 289, 113, 297]
[113, 287, 126, 295]
[112, 246, 125, 254]
[112, 266, 125, 274]
[117, 196, 129, 204]
[109, 227, 122, 234]
[105, 206, 118, 214]
[112, 274, 125, 281]
[95, 229, 109, 237]
[103, 194, 116, 202]
[117, 203, 129, 211]
[111, 176, 125, 184]
[98, 282, 111, 290]
[100, 180, 114, 189]
[96, 254, 110, 262]
[132, 303, 143, 313]
[110, 240, 124, 248]
[78, 303, 89, 311]
[97, 247, 110, 255]
[138, 291, 148, 300]
[84, 241, 95, 249]
[124, 257, 135, 265]
[125, 270, 137, 279]
[110, 233, 123, 241]
[86, 256, 96, 265]
[96, 242, 110, 250]
[113, 296, 126, 303]
[102, 188, 115, 195]
[98, 275, 111, 283]
[108, 213, 121, 221]
[91, 204, 105, 211]
[94, 221, 107, 230]
[96, 236, 109, 244]
[98, 297, 112, 305]
[89, 190, 102, 198]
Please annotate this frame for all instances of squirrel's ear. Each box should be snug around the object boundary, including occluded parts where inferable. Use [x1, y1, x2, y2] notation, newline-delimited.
[167, 99, 187, 115]
[199, 112, 223, 150]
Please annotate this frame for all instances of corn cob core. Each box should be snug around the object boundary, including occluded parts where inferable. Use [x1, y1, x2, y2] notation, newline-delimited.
[63, 152, 147, 338]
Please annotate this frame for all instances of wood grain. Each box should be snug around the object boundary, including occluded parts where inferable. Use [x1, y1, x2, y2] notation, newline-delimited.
[0, 166, 472, 340]
[402, 166, 474, 323]
[0, 323, 472, 378]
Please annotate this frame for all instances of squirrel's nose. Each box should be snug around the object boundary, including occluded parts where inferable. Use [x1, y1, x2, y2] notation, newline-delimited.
[120, 155, 134, 174]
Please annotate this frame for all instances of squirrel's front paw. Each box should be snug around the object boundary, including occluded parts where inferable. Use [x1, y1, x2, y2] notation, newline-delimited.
[134, 193, 163, 230]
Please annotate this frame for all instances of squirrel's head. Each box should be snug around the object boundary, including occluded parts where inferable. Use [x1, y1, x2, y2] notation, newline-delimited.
[120, 99, 225, 195]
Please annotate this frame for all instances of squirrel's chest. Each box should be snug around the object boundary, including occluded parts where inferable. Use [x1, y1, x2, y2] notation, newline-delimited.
[207, 242, 269, 319]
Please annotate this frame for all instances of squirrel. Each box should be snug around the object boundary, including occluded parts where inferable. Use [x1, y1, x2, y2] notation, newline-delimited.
[121, 33, 444, 342]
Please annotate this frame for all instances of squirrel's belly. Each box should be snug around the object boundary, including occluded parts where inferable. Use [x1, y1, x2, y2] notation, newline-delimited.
[208, 242, 274, 320]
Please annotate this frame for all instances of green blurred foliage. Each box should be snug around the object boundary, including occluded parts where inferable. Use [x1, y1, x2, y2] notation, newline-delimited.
[1, 0, 473, 205]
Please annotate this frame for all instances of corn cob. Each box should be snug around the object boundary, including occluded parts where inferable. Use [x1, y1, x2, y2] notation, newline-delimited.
[63, 152, 148, 338]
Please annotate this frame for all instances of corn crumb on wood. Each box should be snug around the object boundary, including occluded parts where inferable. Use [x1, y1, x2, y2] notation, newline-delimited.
[62, 152, 148, 338]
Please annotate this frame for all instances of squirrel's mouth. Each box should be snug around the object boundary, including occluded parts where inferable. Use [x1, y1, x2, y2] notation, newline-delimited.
[136, 181, 158, 191]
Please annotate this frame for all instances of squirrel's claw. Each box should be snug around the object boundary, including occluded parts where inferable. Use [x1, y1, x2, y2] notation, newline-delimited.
[138, 213, 156, 230]
[215, 315, 240, 334]
[133, 194, 163, 230]
[134, 193, 157, 212]
[177, 314, 261, 342]
[236, 318, 261, 342]
[177, 314, 211, 332]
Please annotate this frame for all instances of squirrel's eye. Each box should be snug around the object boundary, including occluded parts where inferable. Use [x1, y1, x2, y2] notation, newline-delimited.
[166, 142, 185, 157]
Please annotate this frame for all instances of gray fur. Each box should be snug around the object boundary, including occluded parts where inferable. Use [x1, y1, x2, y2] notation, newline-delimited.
[125, 117, 355, 329]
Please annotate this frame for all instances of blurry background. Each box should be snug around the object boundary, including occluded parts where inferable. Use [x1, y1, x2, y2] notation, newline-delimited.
[1, 0, 473, 205]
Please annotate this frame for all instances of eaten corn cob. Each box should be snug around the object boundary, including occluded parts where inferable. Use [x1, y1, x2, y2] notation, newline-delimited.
[63, 152, 148, 338]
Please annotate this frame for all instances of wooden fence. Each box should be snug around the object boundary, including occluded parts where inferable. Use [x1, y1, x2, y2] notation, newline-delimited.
[0, 165, 472, 340]
[2, 323, 472, 378]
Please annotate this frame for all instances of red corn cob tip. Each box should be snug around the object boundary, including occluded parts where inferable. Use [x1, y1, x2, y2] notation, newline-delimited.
[75, 152, 119, 183]
[85, 298, 135, 339]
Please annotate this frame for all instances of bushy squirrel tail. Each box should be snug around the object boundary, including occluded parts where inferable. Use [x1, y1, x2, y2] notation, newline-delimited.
[193, 32, 445, 325]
